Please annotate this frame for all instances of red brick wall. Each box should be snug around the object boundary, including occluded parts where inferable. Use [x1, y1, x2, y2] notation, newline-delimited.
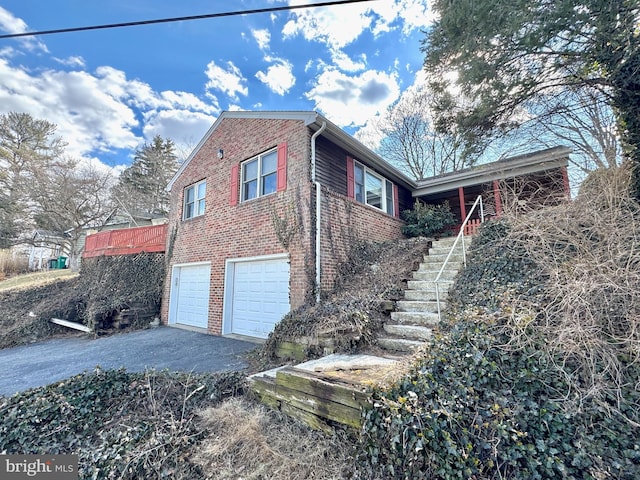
[161, 118, 314, 334]
[318, 186, 404, 292]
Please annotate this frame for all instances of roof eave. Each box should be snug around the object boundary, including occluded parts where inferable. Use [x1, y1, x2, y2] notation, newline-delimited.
[412, 146, 571, 197]
[306, 113, 417, 190]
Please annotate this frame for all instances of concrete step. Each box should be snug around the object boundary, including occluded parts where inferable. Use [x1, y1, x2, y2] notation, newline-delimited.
[413, 269, 459, 281]
[396, 300, 439, 312]
[422, 253, 464, 265]
[404, 289, 447, 301]
[383, 324, 433, 341]
[407, 279, 454, 291]
[416, 259, 462, 272]
[427, 246, 466, 256]
[390, 311, 440, 326]
[431, 236, 459, 247]
[378, 337, 424, 353]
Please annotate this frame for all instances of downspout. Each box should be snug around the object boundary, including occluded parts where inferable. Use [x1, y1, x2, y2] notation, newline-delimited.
[311, 121, 327, 304]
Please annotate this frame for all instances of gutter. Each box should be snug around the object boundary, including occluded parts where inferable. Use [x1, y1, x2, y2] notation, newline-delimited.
[310, 120, 327, 304]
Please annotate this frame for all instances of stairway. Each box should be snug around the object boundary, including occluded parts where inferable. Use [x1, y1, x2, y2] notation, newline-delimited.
[378, 236, 468, 353]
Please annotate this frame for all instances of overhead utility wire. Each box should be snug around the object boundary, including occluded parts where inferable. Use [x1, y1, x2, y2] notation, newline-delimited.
[0, 0, 377, 39]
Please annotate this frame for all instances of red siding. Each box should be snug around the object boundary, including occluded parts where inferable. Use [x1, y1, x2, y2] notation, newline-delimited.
[83, 224, 168, 258]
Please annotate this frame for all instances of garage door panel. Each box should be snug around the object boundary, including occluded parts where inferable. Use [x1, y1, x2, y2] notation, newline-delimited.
[230, 258, 290, 338]
[171, 264, 210, 329]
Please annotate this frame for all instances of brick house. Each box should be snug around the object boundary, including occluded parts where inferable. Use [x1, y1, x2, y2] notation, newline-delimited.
[161, 111, 414, 338]
[161, 111, 570, 338]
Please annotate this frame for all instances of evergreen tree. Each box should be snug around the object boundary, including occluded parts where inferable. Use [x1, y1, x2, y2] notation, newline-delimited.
[423, 0, 640, 196]
[112, 136, 179, 217]
[0, 112, 65, 247]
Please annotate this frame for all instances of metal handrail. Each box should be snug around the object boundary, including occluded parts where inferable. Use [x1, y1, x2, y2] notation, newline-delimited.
[434, 195, 484, 321]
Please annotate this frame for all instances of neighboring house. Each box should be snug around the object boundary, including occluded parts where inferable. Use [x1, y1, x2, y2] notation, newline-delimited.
[28, 230, 69, 270]
[162, 111, 570, 339]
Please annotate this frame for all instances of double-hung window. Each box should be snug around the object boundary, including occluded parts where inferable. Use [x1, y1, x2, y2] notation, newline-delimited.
[183, 180, 206, 219]
[241, 149, 277, 201]
[352, 160, 395, 215]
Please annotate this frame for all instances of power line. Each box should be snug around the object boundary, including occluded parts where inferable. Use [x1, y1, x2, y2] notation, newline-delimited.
[0, 0, 378, 39]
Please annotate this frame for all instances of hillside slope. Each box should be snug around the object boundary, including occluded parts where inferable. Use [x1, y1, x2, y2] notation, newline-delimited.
[357, 166, 640, 479]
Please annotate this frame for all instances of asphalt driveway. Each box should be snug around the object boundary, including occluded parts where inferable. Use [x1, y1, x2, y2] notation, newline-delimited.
[0, 327, 257, 396]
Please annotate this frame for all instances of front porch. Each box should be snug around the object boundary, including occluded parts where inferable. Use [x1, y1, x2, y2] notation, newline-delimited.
[413, 146, 572, 235]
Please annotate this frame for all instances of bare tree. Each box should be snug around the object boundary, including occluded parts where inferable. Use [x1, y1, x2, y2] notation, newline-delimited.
[31, 157, 114, 268]
[372, 87, 473, 181]
[520, 87, 621, 174]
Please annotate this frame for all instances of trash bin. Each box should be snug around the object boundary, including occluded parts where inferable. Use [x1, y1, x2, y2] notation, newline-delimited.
[48, 258, 58, 269]
[57, 256, 67, 269]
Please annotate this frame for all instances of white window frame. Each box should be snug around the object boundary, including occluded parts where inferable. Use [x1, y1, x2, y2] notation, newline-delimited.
[241, 149, 278, 202]
[354, 161, 395, 215]
[183, 180, 206, 220]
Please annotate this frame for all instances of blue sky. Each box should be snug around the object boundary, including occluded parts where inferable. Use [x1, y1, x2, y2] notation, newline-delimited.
[0, 0, 434, 172]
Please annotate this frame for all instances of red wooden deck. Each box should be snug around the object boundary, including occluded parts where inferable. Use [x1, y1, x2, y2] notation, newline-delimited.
[83, 224, 168, 258]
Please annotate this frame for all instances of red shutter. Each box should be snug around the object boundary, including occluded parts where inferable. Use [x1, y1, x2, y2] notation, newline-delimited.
[346, 156, 355, 199]
[393, 184, 400, 218]
[230, 164, 239, 206]
[277, 142, 287, 192]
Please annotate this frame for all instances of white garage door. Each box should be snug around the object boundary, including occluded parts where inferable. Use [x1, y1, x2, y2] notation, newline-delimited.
[230, 258, 290, 338]
[170, 263, 210, 329]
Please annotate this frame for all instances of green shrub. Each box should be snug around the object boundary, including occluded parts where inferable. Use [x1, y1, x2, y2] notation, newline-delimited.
[401, 201, 456, 238]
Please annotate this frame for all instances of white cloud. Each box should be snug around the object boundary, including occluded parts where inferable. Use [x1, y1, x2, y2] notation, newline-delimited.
[0, 6, 48, 52]
[77, 156, 123, 181]
[283, 2, 372, 51]
[283, 0, 435, 50]
[256, 59, 296, 96]
[54, 56, 86, 68]
[205, 60, 248, 101]
[306, 68, 400, 127]
[142, 109, 215, 155]
[0, 58, 219, 167]
[332, 51, 366, 72]
[252, 28, 271, 51]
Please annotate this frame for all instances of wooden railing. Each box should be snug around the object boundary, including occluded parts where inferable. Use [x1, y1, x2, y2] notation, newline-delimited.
[83, 224, 168, 258]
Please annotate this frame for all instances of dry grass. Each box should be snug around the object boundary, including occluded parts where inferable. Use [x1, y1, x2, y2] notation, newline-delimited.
[0, 269, 78, 292]
[0, 249, 28, 280]
[499, 163, 640, 400]
[194, 398, 356, 480]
